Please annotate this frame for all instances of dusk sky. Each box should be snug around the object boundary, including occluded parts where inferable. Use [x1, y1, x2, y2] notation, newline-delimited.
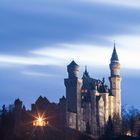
[1, 0, 140, 109]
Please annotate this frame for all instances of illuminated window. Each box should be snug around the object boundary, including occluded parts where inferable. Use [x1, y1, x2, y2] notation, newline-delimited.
[126, 131, 131, 136]
[85, 89, 87, 93]
[81, 89, 84, 93]
[81, 89, 88, 93]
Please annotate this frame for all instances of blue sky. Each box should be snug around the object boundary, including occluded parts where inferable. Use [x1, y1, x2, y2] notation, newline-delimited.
[0, 0, 140, 109]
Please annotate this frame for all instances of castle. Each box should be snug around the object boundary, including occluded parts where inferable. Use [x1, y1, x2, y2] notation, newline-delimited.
[64, 45, 121, 136]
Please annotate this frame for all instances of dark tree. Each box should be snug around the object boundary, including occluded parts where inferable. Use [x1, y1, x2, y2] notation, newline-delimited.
[86, 121, 91, 134]
[105, 116, 114, 137]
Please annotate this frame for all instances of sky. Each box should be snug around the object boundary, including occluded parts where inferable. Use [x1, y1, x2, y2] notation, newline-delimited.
[0, 0, 140, 109]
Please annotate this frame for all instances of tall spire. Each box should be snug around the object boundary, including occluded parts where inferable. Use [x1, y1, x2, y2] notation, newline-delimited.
[83, 65, 89, 77]
[111, 42, 119, 62]
[85, 65, 87, 72]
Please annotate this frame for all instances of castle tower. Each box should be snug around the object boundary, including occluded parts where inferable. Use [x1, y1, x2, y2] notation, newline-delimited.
[64, 60, 82, 130]
[109, 44, 121, 118]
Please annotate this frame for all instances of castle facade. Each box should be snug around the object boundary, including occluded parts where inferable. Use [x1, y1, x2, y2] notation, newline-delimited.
[64, 46, 121, 136]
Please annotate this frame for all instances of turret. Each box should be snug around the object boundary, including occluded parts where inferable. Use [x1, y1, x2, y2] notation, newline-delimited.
[110, 45, 120, 77]
[64, 60, 82, 130]
[109, 43, 122, 124]
[67, 60, 80, 79]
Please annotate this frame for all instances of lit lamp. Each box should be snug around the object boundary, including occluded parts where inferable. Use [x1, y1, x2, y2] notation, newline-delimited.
[126, 131, 131, 136]
[33, 115, 48, 127]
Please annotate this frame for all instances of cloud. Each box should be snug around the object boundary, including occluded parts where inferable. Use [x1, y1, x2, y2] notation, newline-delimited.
[83, 0, 140, 8]
[1, 33, 140, 71]
[31, 43, 110, 66]
[1, 0, 140, 55]
[21, 71, 56, 77]
[30, 39, 140, 70]
[1, 35, 139, 69]
[0, 54, 63, 66]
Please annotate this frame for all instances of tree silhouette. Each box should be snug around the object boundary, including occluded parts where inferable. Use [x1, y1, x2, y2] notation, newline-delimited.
[104, 116, 114, 137]
[86, 121, 91, 134]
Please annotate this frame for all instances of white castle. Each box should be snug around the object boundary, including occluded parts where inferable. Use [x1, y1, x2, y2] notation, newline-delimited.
[64, 45, 121, 136]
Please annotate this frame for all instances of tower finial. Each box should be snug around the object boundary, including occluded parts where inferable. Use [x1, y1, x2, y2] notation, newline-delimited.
[85, 65, 87, 72]
[114, 40, 116, 48]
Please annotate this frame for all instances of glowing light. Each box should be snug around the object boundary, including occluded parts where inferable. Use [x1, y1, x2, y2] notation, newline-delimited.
[126, 131, 131, 136]
[38, 117, 42, 122]
[33, 114, 47, 127]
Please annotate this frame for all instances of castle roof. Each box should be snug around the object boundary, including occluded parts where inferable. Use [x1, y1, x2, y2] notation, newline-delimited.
[82, 77, 109, 94]
[35, 96, 50, 105]
[111, 44, 119, 61]
[14, 98, 22, 105]
[67, 60, 79, 68]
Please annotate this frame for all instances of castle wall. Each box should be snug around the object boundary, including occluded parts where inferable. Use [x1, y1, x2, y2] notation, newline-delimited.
[110, 76, 121, 118]
[90, 90, 97, 135]
[82, 102, 92, 132]
[66, 112, 77, 129]
[76, 79, 83, 131]
[97, 96, 105, 135]
[108, 95, 114, 118]
[65, 78, 82, 131]
[80, 108, 86, 131]
[101, 93, 109, 123]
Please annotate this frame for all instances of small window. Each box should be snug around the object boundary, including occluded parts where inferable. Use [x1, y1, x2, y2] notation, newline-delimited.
[81, 89, 88, 93]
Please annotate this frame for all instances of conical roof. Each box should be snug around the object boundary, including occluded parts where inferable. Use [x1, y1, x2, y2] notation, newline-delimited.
[111, 44, 119, 61]
[67, 60, 79, 68]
